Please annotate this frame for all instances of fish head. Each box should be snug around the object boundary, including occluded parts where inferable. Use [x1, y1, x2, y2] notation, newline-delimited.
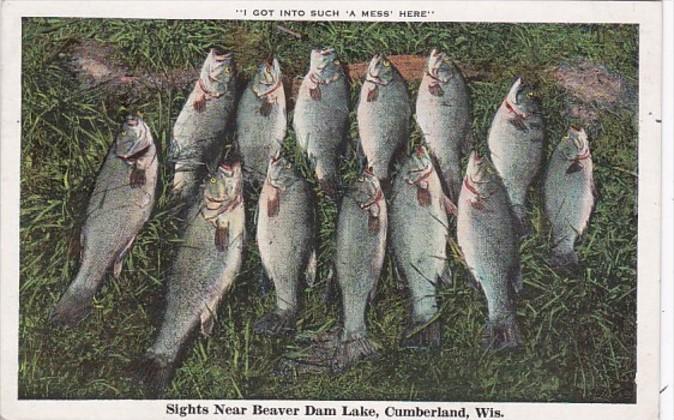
[464, 151, 494, 195]
[115, 115, 152, 159]
[266, 152, 296, 188]
[204, 161, 242, 208]
[253, 57, 282, 96]
[427, 49, 455, 83]
[366, 54, 394, 85]
[506, 77, 540, 115]
[562, 125, 590, 159]
[351, 167, 382, 207]
[310, 47, 340, 76]
[200, 48, 235, 95]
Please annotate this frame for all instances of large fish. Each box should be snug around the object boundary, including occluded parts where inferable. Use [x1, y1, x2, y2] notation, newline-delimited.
[543, 126, 595, 270]
[171, 48, 237, 201]
[457, 152, 522, 350]
[255, 154, 315, 336]
[236, 57, 287, 183]
[293, 47, 349, 198]
[356, 54, 410, 184]
[390, 146, 452, 348]
[140, 161, 245, 395]
[50, 115, 158, 326]
[331, 168, 387, 370]
[415, 49, 471, 202]
[486, 77, 544, 232]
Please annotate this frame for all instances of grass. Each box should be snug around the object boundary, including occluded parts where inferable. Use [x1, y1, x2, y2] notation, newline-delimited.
[19, 19, 638, 402]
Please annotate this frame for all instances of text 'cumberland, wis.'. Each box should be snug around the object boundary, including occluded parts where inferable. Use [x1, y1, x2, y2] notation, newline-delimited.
[166, 403, 504, 418]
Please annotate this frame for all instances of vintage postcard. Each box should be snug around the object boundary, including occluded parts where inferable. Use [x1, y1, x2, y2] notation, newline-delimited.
[0, 1, 664, 419]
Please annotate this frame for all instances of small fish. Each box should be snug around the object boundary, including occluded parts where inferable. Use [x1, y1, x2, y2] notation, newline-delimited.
[171, 48, 237, 201]
[543, 126, 595, 271]
[139, 161, 245, 396]
[50, 115, 158, 327]
[255, 154, 316, 336]
[390, 146, 453, 348]
[357, 54, 411, 183]
[486, 77, 544, 233]
[293, 47, 349, 198]
[236, 57, 287, 183]
[457, 152, 522, 351]
[415, 49, 472, 203]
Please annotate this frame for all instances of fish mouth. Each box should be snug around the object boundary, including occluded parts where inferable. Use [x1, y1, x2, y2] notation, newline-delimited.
[211, 48, 232, 61]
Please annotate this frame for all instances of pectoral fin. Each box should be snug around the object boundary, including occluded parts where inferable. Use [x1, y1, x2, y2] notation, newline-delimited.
[305, 249, 317, 288]
[215, 224, 229, 252]
[416, 186, 431, 207]
[429, 83, 444, 97]
[367, 85, 378, 102]
[113, 236, 136, 279]
[566, 161, 583, 174]
[267, 187, 280, 218]
[193, 92, 206, 112]
[310, 86, 321, 101]
[442, 195, 458, 216]
[509, 116, 528, 132]
[130, 167, 146, 188]
[200, 305, 216, 336]
[259, 99, 272, 117]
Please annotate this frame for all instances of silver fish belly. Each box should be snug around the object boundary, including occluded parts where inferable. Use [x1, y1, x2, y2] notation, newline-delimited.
[543, 126, 595, 270]
[51, 116, 158, 327]
[457, 152, 522, 351]
[415, 49, 471, 203]
[357, 54, 411, 182]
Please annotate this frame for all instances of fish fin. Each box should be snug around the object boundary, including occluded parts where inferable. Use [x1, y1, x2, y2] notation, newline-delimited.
[258, 267, 273, 296]
[310, 86, 321, 101]
[322, 262, 339, 304]
[368, 214, 380, 234]
[305, 249, 317, 288]
[401, 318, 442, 349]
[259, 99, 272, 116]
[113, 236, 136, 279]
[136, 351, 175, 398]
[566, 160, 583, 174]
[193, 92, 206, 112]
[200, 305, 217, 336]
[367, 85, 378, 102]
[442, 195, 458, 216]
[129, 167, 146, 188]
[470, 198, 485, 211]
[254, 309, 297, 337]
[416, 186, 432, 207]
[267, 187, 280, 218]
[482, 315, 522, 351]
[508, 262, 523, 294]
[215, 223, 229, 252]
[439, 264, 452, 287]
[392, 257, 407, 292]
[461, 130, 475, 155]
[49, 291, 93, 327]
[429, 83, 444, 97]
[509, 116, 528, 132]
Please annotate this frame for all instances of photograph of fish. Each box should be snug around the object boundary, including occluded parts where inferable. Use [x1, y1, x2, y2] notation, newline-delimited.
[19, 18, 638, 403]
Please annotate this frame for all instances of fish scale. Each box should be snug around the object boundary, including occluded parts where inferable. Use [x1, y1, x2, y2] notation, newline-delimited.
[50, 116, 158, 327]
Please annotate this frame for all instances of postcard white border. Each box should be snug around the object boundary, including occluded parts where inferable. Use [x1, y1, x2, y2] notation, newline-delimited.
[0, 1, 664, 420]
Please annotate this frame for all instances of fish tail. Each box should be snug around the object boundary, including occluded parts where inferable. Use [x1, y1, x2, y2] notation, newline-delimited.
[50, 264, 104, 327]
[482, 314, 522, 351]
[134, 350, 177, 398]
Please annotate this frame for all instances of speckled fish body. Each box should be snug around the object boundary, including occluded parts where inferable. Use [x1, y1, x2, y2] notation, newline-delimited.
[141, 161, 245, 395]
[333, 169, 387, 370]
[50, 116, 158, 327]
[486, 77, 544, 229]
[543, 126, 595, 269]
[415, 49, 471, 202]
[457, 152, 522, 350]
[254, 155, 315, 336]
[357, 54, 411, 182]
[171, 49, 237, 201]
[390, 146, 451, 347]
[293, 47, 349, 197]
[236, 58, 287, 183]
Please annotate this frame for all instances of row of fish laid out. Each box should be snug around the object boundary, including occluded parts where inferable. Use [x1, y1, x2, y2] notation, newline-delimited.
[48, 47, 595, 395]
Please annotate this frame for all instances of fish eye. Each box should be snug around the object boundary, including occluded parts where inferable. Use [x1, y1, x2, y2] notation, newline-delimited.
[383, 60, 390, 67]
[527, 91, 534, 97]
[334, 59, 340, 65]
[209, 177, 217, 184]
[223, 67, 231, 74]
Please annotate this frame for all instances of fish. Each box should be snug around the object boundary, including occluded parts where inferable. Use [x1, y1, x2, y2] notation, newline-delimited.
[170, 48, 237, 201]
[356, 54, 411, 184]
[486, 77, 544, 233]
[293, 47, 349, 198]
[255, 154, 316, 336]
[50, 115, 158, 327]
[456, 151, 523, 351]
[390, 146, 453, 348]
[543, 126, 595, 271]
[235, 57, 287, 183]
[415, 49, 472, 202]
[139, 161, 245, 395]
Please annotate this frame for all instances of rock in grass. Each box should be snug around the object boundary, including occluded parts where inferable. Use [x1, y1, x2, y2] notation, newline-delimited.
[415, 49, 471, 203]
[255, 154, 316, 336]
[357, 54, 411, 184]
[50, 115, 158, 327]
[543, 126, 595, 271]
[170, 48, 237, 202]
[293, 47, 349, 199]
[457, 152, 522, 351]
[236, 57, 287, 184]
[487, 77, 544, 234]
[139, 161, 245, 396]
[390, 146, 453, 349]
